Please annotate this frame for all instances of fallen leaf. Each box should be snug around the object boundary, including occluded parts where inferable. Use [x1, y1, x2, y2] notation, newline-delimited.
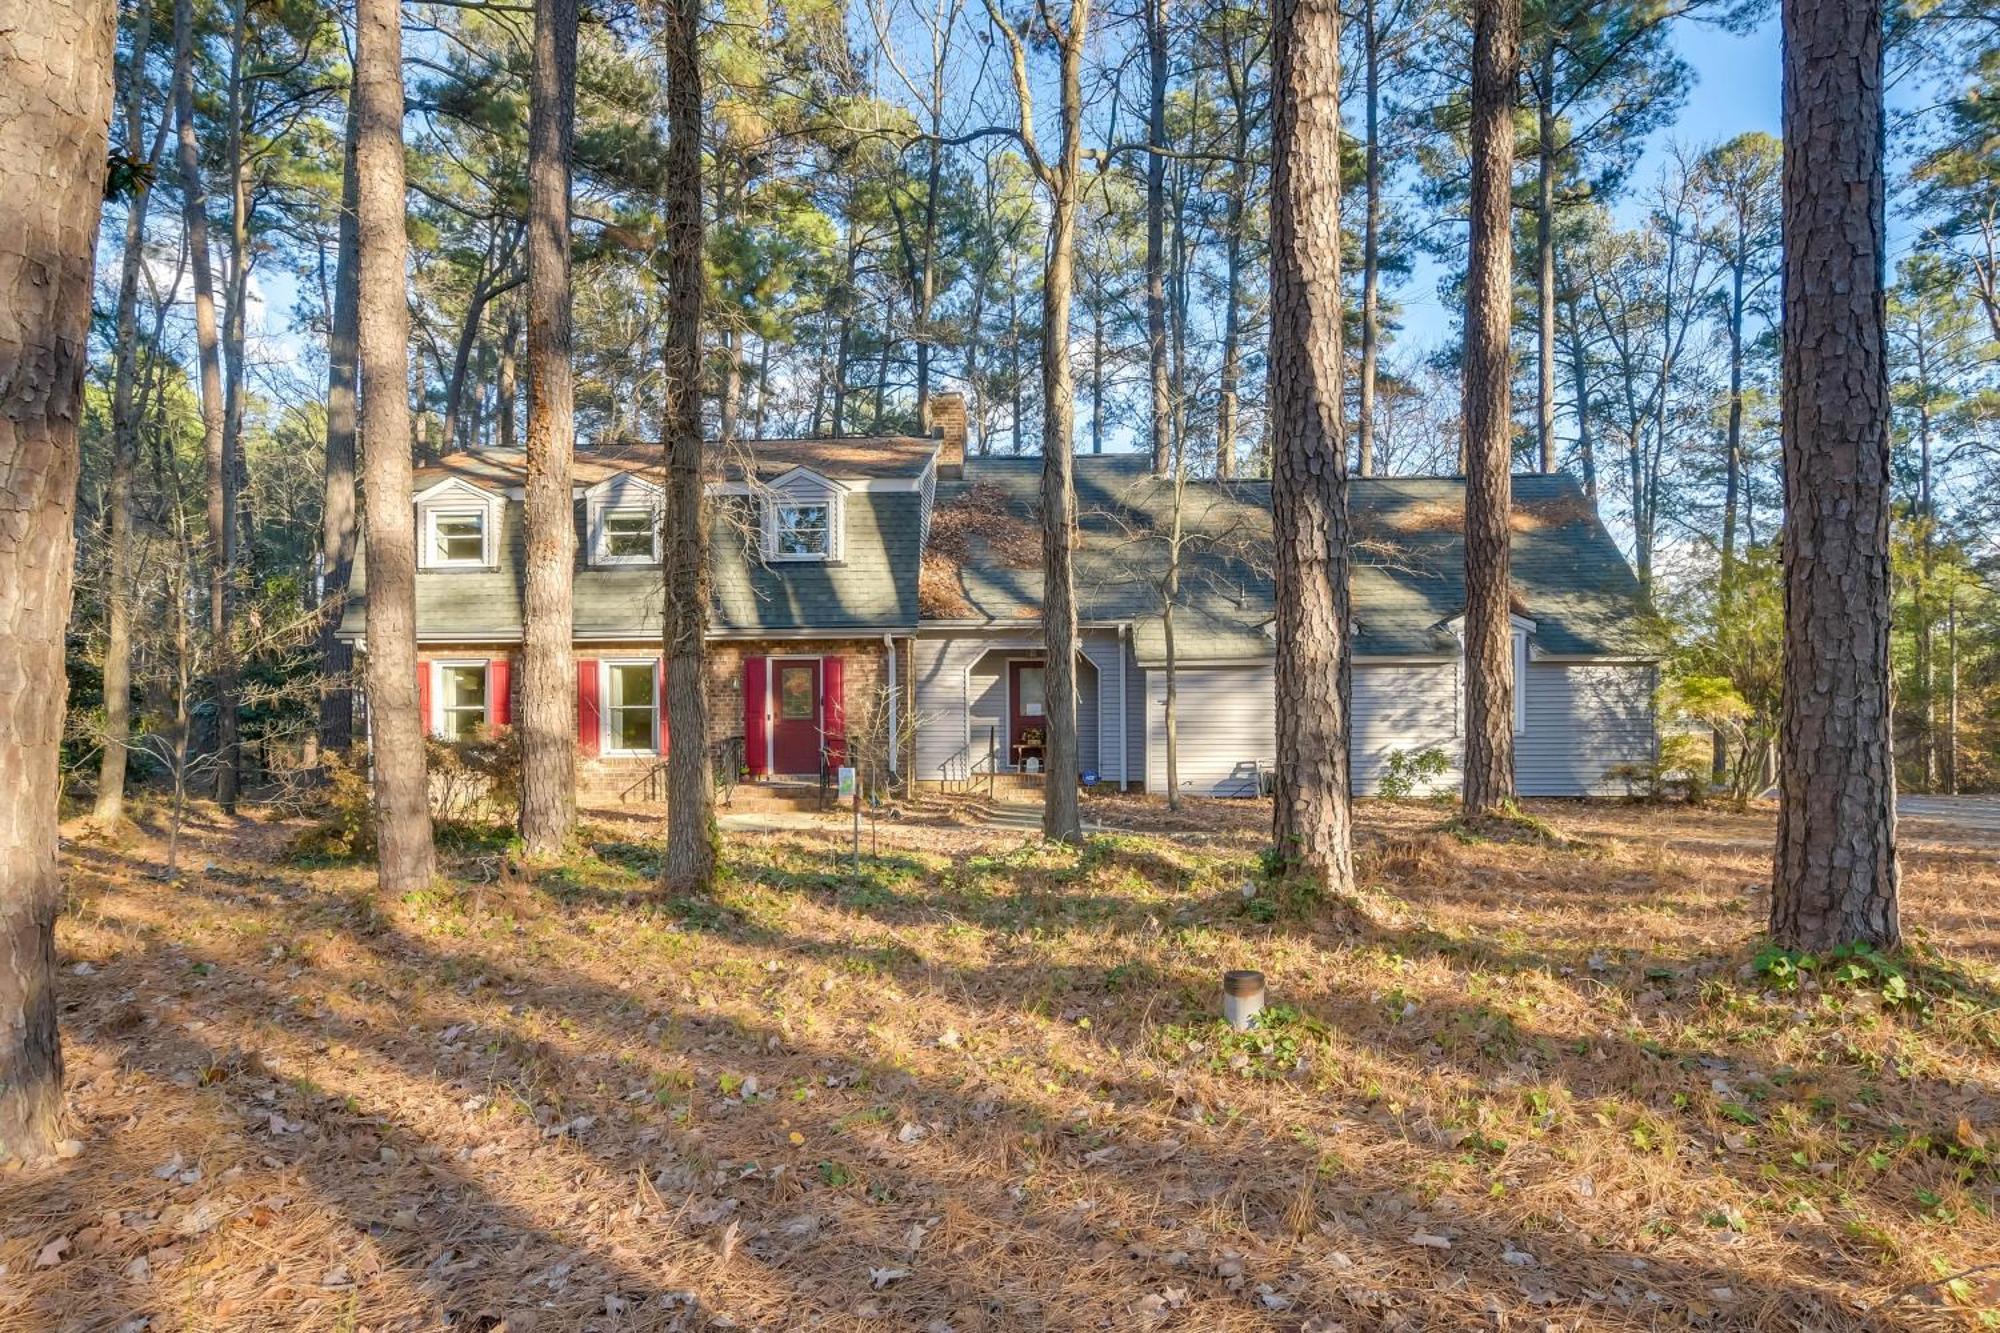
[869, 1266, 909, 1289]
[1408, 1231, 1452, 1250]
[36, 1237, 70, 1268]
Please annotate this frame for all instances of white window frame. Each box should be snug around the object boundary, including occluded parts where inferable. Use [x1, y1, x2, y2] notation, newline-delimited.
[765, 498, 835, 562]
[432, 659, 492, 739]
[601, 658, 661, 756]
[596, 506, 661, 565]
[425, 508, 492, 569]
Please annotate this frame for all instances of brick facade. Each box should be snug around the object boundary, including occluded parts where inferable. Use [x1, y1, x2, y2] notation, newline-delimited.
[409, 637, 913, 797]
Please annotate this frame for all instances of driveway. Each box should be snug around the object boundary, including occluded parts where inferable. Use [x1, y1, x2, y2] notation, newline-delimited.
[1897, 795, 2000, 845]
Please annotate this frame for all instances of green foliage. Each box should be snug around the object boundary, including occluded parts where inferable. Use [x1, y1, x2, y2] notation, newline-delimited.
[1376, 746, 1451, 801]
[1752, 941, 1935, 1016]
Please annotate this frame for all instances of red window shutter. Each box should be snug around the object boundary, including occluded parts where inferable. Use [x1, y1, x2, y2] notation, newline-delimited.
[821, 655, 845, 766]
[487, 657, 511, 728]
[657, 657, 670, 756]
[416, 662, 432, 737]
[743, 656, 768, 777]
[577, 658, 600, 756]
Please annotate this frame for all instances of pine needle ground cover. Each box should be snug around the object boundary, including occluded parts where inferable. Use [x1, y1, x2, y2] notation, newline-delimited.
[6, 801, 1997, 1330]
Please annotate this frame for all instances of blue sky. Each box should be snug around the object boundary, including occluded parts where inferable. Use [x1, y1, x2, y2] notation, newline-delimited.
[1396, 11, 1786, 355]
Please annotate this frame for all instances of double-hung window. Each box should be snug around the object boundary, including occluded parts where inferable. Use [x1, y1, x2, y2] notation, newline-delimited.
[428, 509, 488, 567]
[438, 662, 490, 739]
[602, 508, 658, 562]
[770, 501, 831, 560]
[604, 661, 660, 754]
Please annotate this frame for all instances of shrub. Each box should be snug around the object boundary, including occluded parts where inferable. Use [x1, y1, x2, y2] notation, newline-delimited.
[285, 750, 375, 863]
[1376, 746, 1451, 801]
[425, 726, 522, 823]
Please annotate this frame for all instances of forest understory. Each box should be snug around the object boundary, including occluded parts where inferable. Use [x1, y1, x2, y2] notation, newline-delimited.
[0, 799, 1994, 1331]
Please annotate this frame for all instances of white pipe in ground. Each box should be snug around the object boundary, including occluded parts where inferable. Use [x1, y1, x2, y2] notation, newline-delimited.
[1222, 969, 1266, 1031]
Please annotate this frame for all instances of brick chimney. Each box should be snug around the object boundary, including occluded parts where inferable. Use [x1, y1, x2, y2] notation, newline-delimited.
[925, 391, 968, 476]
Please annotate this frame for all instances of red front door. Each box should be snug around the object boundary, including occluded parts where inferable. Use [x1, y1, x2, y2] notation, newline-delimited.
[770, 658, 822, 775]
[1008, 660, 1046, 771]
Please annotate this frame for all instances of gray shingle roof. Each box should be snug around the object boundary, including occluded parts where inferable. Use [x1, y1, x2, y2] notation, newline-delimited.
[340, 442, 926, 640]
[924, 456, 1656, 664]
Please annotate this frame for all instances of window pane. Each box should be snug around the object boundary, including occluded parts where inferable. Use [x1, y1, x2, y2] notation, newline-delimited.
[778, 665, 814, 719]
[605, 510, 654, 557]
[615, 707, 654, 751]
[443, 666, 486, 710]
[435, 513, 485, 562]
[609, 663, 655, 708]
[1017, 667, 1045, 716]
[775, 504, 829, 556]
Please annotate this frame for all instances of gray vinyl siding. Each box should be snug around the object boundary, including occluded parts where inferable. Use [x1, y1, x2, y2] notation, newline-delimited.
[912, 630, 1123, 783]
[1351, 662, 1462, 795]
[1516, 662, 1656, 795]
[1145, 665, 1276, 797]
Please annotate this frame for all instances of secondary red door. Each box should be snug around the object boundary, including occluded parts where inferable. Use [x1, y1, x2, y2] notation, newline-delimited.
[1008, 659, 1046, 770]
[770, 658, 822, 774]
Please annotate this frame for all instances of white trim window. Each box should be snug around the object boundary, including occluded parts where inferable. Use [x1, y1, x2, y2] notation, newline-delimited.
[436, 661, 491, 739]
[768, 499, 833, 561]
[603, 659, 660, 755]
[426, 508, 490, 568]
[599, 507, 660, 564]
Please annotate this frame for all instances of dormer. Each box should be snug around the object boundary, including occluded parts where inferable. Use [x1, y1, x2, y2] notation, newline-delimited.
[757, 466, 846, 564]
[584, 472, 663, 567]
[415, 476, 505, 571]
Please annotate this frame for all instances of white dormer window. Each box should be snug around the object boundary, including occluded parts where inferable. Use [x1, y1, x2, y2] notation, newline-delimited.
[415, 477, 503, 569]
[770, 501, 832, 560]
[584, 473, 664, 566]
[601, 508, 659, 563]
[428, 509, 489, 567]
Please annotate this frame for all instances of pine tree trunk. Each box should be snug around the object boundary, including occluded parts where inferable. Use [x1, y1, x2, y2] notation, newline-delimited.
[355, 0, 435, 894]
[1040, 2, 1088, 845]
[1535, 42, 1557, 475]
[1144, 0, 1170, 476]
[173, 0, 233, 807]
[520, 0, 578, 858]
[498, 304, 520, 451]
[0, 0, 115, 1162]
[213, 0, 250, 807]
[1267, 0, 1355, 892]
[1218, 102, 1247, 479]
[318, 92, 361, 756]
[661, 0, 715, 892]
[97, 0, 159, 825]
[1461, 0, 1519, 818]
[1770, 0, 1899, 951]
[1356, 0, 1380, 479]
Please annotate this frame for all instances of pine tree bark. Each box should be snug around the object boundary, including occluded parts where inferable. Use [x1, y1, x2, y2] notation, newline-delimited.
[0, 0, 115, 1162]
[1535, 41, 1557, 475]
[172, 0, 234, 807]
[1267, 0, 1355, 891]
[318, 94, 361, 756]
[1461, 0, 1519, 817]
[520, 0, 578, 858]
[213, 0, 250, 807]
[1356, 0, 1380, 478]
[660, 0, 715, 892]
[97, 0, 160, 824]
[1144, 0, 1170, 477]
[1769, 0, 1899, 951]
[355, 0, 435, 893]
[1037, 0, 1089, 845]
[497, 304, 520, 451]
